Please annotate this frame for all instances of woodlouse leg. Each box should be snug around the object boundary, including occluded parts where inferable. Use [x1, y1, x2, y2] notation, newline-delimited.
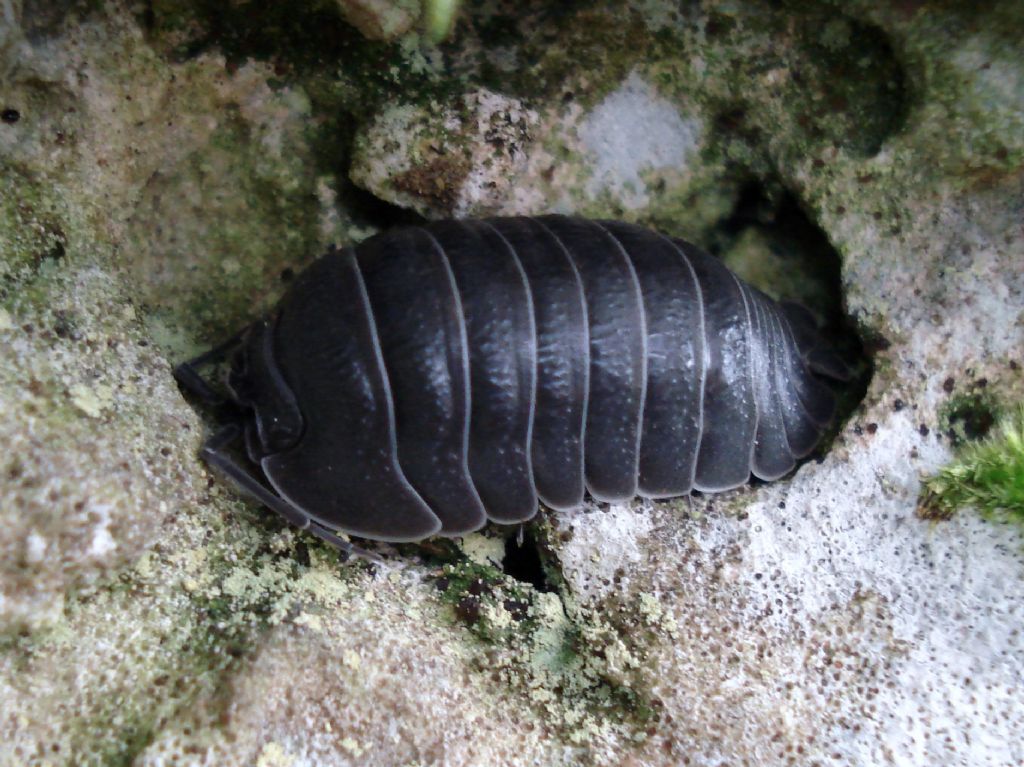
[173, 329, 248, 406]
[201, 424, 383, 563]
[173, 362, 227, 406]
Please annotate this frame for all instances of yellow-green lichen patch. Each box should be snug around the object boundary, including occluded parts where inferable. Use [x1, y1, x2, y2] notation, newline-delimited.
[255, 741, 296, 767]
[0, 500, 271, 766]
[459, 531, 505, 568]
[68, 381, 115, 418]
[431, 551, 673, 750]
[0, 169, 71, 284]
[132, 567, 562, 766]
[0, 499, 381, 765]
[183, 520, 371, 644]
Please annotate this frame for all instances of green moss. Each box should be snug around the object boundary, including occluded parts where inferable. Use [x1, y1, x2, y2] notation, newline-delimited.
[8, 573, 248, 766]
[920, 405, 1024, 523]
[0, 168, 70, 286]
[473, 2, 654, 109]
[428, 532, 666, 746]
[145, 0, 452, 119]
[435, 558, 537, 642]
[938, 389, 1002, 449]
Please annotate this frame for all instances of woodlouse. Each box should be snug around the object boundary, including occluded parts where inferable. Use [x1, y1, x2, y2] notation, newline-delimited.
[177, 215, 848, 557]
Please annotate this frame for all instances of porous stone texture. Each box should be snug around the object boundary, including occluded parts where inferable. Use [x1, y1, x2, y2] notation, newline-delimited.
[577, 72, 704, 210]
[349, 63, 733, 233]
[0, 261, 199, 631]
[1, 1, 1022, 766]
[350, 88, 539, 218]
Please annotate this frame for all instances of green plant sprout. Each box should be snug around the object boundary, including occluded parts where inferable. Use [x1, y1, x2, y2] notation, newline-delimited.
[424, 0, 460, 43]
[919, 404, 1024, 523]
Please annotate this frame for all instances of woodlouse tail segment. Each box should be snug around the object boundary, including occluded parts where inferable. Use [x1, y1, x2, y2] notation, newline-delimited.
[806, 347, 853, 382]
[779, 301, 852, 382]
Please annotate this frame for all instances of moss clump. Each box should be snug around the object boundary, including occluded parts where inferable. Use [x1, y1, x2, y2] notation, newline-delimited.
[144, 0, 451, 119]
[919, 405, 1024, 523]
[434, 559, 537, 643]
[0, 168, 71, 287]
[430, 544, 667, 747]
[938, 389, 1002, 449]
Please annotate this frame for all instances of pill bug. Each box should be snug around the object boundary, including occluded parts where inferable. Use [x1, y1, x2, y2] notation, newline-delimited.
[176, 215, 849, 557]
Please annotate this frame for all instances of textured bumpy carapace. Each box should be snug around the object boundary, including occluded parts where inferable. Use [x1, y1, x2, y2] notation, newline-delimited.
[176, 216, 848, 555]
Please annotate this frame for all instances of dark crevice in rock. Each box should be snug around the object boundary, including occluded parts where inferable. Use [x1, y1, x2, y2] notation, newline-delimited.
[139, 0, 450, 117]
[712, 182, 845, 320]
[501, 528, 557, 593]
[429, 525, 660, 741]
[336, 179, 427, 232]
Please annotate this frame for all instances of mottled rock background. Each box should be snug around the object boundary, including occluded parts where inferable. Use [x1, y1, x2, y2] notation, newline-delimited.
[1, 1, 1022, 765]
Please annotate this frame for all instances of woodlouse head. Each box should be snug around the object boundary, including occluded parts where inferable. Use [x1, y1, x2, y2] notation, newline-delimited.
[226, 318, 303, 459]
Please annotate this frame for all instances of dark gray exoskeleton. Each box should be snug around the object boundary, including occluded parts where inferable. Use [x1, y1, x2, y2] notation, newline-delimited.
[176, 216, 849, 558]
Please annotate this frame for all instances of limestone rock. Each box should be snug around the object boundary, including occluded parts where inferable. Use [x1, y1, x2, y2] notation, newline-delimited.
[350, 88, 538, 218]
[0, 262, 200, 631]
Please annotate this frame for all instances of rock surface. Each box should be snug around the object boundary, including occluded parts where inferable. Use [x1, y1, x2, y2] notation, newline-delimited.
[350, 88, 538, 218]
[1, 1, 1022, 766]
[335, 0, 422, 42]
